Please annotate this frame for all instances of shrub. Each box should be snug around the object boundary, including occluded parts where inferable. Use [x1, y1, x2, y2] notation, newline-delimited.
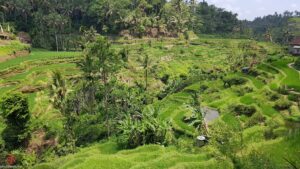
[264, 117, 284, 140]
[160, 74, 170, 85]
[204, 87, 219, 94]
[245, 112, 266, 128]
[230, 104, 256, 116]
[288, 93, 300, 102]
[273, 99, 292, 110]
[199, 84, 209, 92]
[117, 111, 174, 149]
[277, 86, 289, 95]
[0, 93, 31, 150]
[11, 150, 37, 167]
[179, 74, 188, 80]
[233, 86, 253, 96]
[223, 76, 247, 87]
[237, 149, 278, 169]
[119, 48, 129, 62]
[264, 128, 276, 140]
[74, 123, 106, 146]
[294, 57, 300, 70]
[248, 69, 260, 77]
[268, 92, 280, 101]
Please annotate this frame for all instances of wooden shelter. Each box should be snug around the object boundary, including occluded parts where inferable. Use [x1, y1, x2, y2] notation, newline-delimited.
[289, 37, 300, 55]
[0, 32, 10, 40]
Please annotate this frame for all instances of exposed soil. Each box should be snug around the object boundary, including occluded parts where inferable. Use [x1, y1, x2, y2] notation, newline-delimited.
[26, 129, 58, 156]
[20, 85, 46, 94]
[0, 50, 29, 63]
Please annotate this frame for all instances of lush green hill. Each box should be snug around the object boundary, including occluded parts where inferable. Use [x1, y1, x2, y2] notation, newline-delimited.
[289, 17, 300, 36]
[0, 37, 299, 168]
[0, 40, 29, 57]
[33, 142, 233, 169]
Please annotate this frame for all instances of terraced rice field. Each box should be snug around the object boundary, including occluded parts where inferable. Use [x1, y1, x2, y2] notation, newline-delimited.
[0, 38, 299, 168]
[33, 142, 233, 169]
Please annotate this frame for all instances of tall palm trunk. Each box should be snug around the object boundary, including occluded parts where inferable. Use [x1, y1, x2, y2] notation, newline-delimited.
[0, 24, 3, 33]
[55, 31, 59, 52]
[145, 68, 148, 91]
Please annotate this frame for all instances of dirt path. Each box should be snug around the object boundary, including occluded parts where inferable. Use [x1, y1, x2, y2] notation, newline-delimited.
[288, 63, 300, 73]
[0, 50, 29, 63]
[287, 63, 300, 95]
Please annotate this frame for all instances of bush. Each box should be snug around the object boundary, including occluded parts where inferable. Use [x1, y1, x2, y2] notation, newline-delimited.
[204, 87, 219, 94]
[75, 124, 106, 146]
[268, 92, 280, 101]
[233, 86, 253, 96]
[0, 93, 31, 150]
[288, 93, 299, 102]
[11, 150, 36, 167]
[273, 99, 292, 110]
[245, 112, 266, 128]
[294, 57, 300, 70]
[230, 104, 256, 116]
[237, 149, 278, 169]
[223, 76, 247, 87]
[248, 69, 260, 77]
[73, 114, 107, 146]
[264, 118, 284, 140]
[0, 150, 36, 167]
[160, 74, 170, 85]
[264, 127, 276, 140]
[277, 86, 289, 95]
[117, 111, 174, 149]
[119, 48, 129, 62]
[199, 84, 209, 92]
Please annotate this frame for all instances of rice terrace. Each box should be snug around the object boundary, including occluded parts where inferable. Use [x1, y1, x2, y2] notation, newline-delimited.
[0, 0, 299, 168]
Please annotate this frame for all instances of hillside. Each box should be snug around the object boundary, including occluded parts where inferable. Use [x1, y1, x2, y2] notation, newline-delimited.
[289, 17, 300, 36]
[0, 40, 30, 62]
[33, 142, 233, 169]
[0, 37, 299, 168]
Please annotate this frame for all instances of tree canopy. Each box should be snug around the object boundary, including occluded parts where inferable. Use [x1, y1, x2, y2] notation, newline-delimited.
[0, 0, 241, 50]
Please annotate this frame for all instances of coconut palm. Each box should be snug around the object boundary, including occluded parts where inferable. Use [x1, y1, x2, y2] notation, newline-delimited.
[49, 71, 67, 112]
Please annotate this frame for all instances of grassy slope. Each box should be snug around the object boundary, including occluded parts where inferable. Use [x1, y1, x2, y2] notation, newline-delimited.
[0, 40, 29, 57]
[33, 142, 233, 169]
[0, 50, 80, 97]
[0, 38, 299, 168]
[0, 49, 81, 141]
[272, 59, 300, 91]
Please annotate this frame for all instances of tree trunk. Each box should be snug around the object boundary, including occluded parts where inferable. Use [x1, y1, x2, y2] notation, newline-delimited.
[55, 32, 59, 52]
[145, 68, 148, 91]
[0, 24, 3, 33]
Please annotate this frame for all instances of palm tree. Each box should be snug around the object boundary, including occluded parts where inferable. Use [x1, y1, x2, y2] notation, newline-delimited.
[49, 71, 67, 112]
[264, 28, 273, 43]
[143, 54, 150, 91]
[0, 23, 3, 33]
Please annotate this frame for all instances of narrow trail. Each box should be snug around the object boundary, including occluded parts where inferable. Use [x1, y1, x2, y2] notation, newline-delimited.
[288, 63, 300, 73]
[266, 63, 287, 85]
[285, 63, 300, 95]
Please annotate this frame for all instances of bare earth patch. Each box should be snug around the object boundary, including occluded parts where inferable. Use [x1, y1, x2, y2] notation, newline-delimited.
[0, 50, 29, 63]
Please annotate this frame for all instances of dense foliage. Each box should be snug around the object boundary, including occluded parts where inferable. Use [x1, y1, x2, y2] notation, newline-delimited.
[245, 11, 300, 44]
[0, 1, 300, 168]
[295, 57, 300, 70]
[0, 93, 31, 151]
[0, 0, 241, 50]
